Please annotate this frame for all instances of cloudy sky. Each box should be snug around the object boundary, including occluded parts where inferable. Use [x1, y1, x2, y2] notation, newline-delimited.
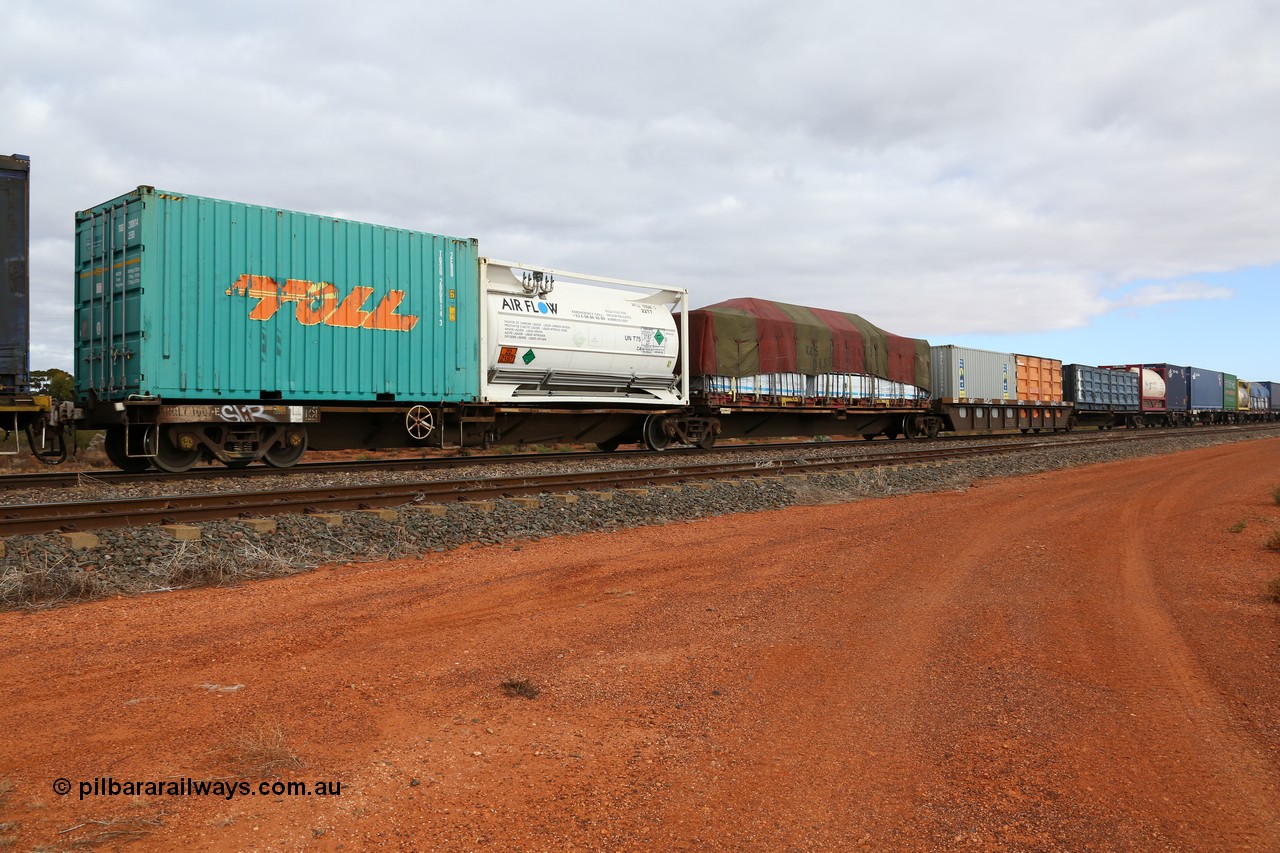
[5, 0, 1279, 376]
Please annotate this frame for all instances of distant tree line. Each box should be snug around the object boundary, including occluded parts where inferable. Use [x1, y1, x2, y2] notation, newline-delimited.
[31, 368, 74, 400]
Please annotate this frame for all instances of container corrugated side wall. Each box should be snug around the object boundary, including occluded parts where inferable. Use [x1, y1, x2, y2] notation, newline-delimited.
[1187, 367, 1224, 411]
[0, 155, 30, 393]
[76, 188, 480, 403]
[1063, 364, 1139, 411]
[1015, 354, 1063, 402]
[930, 345, 1014, 400]
[1223, 373, 1238, 411]
[1162, 365, 1189, 412]
[1254, 379, 1274, 409]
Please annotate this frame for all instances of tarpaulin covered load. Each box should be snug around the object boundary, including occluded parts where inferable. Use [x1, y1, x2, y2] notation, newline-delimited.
[685, 298, 931, 392]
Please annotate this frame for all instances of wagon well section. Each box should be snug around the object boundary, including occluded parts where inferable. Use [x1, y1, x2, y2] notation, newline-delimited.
[683, 298, 938, 440]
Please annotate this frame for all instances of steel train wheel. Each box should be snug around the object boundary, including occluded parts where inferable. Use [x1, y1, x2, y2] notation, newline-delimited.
[643, 415, 671, 451]
[903, 415, 932, 441]
[264, 443, 305, 468]
[104, 426, 152, 473]
[595, 437, 623, 452]
[264, 429, 308, 468]
[151, 427, 200, 473]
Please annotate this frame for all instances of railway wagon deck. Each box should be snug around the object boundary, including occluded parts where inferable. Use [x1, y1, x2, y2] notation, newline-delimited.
[685, 297, 935, 440]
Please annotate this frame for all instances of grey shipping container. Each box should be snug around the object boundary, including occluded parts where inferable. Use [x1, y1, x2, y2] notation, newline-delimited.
[0, 154, 30, 393]
[1063, 364, 1139, 411]
[930, 345, 1015, 401]
[1187, 367, 1224, 411]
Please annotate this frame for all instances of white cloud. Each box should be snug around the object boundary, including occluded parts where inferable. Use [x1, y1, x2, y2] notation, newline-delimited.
[1114, 282, 1235, 308]
[2, 0, 1277, 369]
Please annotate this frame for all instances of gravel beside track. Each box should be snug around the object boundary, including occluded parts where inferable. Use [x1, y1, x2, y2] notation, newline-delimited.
[2, 426, 1276, 609]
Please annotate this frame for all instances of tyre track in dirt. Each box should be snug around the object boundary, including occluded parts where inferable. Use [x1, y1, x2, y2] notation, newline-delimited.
[1103, 453, 1280, 847]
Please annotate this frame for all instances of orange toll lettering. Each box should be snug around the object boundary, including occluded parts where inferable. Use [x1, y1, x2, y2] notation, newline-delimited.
[293, 280, 338, 326]
[327, 286, 375, 328]
[366, 290, 418, 331]
[227, 275, 419, 332]
[227, 274, 287, 320]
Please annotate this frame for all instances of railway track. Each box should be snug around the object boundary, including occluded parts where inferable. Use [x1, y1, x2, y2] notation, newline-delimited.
[0, 432, 1094, 491]
[3, 427, 1273, 537]
[0, 424, 1266, 492]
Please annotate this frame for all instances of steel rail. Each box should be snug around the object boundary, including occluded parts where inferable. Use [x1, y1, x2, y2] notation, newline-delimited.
[0, 423, 1271, 492]
[1, 428, 1267, 537]
[0, 440, 824, 491]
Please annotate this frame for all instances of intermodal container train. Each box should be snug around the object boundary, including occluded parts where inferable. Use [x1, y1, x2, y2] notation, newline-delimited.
[8, 174, 1278, 471]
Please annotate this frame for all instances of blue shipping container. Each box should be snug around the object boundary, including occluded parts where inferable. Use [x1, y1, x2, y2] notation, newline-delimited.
[75, 187, 481, 403]
[1249, 381, 1271, 412]
[1150, 364, 1189, 412]
[1135, 363, 1188, 412]
[1062, 364, 1139, 411]
[1258, 381, 1278, 412]
[1187, 367, 1224, 411]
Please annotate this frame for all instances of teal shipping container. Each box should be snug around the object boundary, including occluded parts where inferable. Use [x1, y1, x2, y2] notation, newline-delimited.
[75, 187, 480, 403]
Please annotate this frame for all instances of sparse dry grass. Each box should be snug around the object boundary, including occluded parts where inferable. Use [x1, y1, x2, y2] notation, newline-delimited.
[1273, 485, 1280, 506]
[228, 722, 303, 776]
[0, 555, 115, 610]
[0, 539, 309, 611]
[165, 541, 303, 590]
[1267, 577, 1280, 604]
[0, 784, 14, 849]
[61, 813, 165, 846]
[1266, 531, 1280, 553]
[501, 678, 540, 699]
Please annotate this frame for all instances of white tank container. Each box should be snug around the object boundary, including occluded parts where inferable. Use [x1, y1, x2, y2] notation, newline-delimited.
[1137, 368, 1166, 398]
[479, 260, 686, 405]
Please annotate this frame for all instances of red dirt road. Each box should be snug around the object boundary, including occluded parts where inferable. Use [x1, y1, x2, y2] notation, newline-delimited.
[3, 440, 1279, 851]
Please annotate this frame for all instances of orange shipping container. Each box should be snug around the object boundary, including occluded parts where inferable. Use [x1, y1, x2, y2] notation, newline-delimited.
[1015, 354, 1064, 402]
